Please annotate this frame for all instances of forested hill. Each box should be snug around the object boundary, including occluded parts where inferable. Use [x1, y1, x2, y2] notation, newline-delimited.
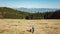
[44, 10, 60, 19]
[0, 7, 60, 19]
[26, 10, 60, 19]
[0, 7, 30, 19]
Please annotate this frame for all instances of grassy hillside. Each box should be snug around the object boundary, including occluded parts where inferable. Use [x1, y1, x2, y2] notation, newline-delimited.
[0, 7, 30, 19]
[0, 7, 44, 19]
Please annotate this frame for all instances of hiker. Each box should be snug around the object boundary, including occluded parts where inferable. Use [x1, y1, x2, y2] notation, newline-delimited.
[29, 25, 35, 34]
[31, 25, 35, 33]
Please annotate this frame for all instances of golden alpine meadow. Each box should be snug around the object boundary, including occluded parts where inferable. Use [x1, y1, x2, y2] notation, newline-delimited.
[0, 19, 60, 34]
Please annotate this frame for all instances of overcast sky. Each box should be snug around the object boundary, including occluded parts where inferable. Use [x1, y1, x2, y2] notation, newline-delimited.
[0, 0, 60, 8]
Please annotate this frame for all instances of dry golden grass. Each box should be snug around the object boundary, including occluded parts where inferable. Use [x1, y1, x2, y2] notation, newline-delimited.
[0, 19, 60, 34]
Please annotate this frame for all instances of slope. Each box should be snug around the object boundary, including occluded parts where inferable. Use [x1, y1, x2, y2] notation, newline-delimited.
[0, 7, 30, 19]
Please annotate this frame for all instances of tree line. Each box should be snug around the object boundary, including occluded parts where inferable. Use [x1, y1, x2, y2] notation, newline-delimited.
[0, 7, 60, 19]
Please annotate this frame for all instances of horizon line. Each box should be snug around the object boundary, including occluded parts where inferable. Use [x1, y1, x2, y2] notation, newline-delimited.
[0, 6, 60, 9]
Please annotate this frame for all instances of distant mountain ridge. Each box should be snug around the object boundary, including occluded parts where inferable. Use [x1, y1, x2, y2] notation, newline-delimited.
[15, 8, 58, 13]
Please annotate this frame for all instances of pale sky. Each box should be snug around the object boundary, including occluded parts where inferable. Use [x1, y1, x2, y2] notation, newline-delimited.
[0, 0, 60, 8]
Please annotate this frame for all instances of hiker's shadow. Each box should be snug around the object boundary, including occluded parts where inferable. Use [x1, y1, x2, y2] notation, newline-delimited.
[27, 29, 32, 33]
